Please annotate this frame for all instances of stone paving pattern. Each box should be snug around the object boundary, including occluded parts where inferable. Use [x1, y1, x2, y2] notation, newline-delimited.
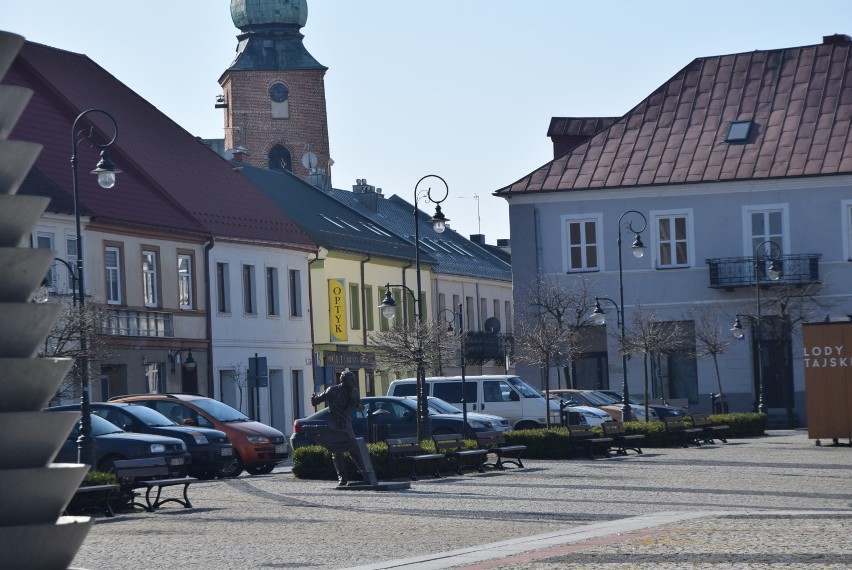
[70, 430, 851, 569]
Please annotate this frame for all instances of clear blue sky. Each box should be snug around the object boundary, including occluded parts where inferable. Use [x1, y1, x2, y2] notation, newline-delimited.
[5, 1, 851, 242]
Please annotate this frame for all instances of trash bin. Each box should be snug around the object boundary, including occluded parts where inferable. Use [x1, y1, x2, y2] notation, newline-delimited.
[561, 410, 581, 427]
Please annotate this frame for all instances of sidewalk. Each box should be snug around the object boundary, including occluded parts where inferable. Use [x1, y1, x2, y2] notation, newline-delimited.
[71, 430, 852, 569]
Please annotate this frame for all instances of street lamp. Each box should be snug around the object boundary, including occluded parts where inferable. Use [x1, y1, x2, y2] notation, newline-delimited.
[592, 210, 646, 422]
[730, 240, 783, 414]
[436, 304, 468, 434]
[379, 174, 449, 440]
[71, 109, 121, 467]
[35, 257, 79, 306]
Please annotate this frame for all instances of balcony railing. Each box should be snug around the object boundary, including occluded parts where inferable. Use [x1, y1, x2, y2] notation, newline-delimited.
[464, 332, 514, 362]
[102, 309, 174, 338]
[705, 253, 821, 290]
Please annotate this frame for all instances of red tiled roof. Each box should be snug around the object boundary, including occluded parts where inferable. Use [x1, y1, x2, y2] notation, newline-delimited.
[8, 42, 315, 249]
[496, 36, 852, 196]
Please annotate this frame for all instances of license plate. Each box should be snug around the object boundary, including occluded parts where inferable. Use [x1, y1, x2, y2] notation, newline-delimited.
[274, 444, 287, 454]
[170, 457, 185, 466]
[221, 448, 233, 456]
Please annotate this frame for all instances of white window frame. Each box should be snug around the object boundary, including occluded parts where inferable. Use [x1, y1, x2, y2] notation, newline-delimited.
[243, 264, 257, 315]
[561, 213, 602, 272]
[178, 254, 193, 310]
[651, 208, 694, 269]
[105, 246, 122, 305]
[142, 250, 158, 307]
[266, 266, 280, 317]
[742, 204, 789, 256]
[35, 229, 56, 287]
[842, 199, 852, 261]
[289, 268, 303, 318]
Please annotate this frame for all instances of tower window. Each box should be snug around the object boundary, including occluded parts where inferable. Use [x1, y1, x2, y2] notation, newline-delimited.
[268, 145, 292, 172]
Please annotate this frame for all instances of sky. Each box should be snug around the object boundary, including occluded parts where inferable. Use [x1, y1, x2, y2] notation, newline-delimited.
[4, 1, 851, 243]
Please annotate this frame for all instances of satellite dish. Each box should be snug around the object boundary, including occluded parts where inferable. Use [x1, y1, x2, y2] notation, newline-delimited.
[301, 152, 318, 171]
[484, 317, 501, 333]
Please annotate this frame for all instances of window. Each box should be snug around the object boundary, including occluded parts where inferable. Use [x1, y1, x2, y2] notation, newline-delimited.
[266, 267, 279, 317]
[35, 230, 55, 285]
[364, 285, 374, 331]
[653, 211, 692, 268]
[349, 283, 361, 329]
[289, 269, 302, 317]
[843, 200, 852, 261]
[745, 205, 786, 258]
[504, 301, 512, 334]
[466, 296, 475, 331]
[493, 300, 500, 323]
[726, 120, 752, 143]
[178, 254, 193, 310]
[480, 298, 488, 328]
[243, 264, 256, 315]
[142, 250, 159, 307]
[563, 215, 601, 272]
[268, 145, 292, 172]
[105, 246, 122, 305]
[216, 262, 230, 313]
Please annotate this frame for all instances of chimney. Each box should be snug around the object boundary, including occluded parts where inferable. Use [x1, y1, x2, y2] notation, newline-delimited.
[823, 34, 851, 44]
[231, 146, 248, 162]
[351, 179, 383, 211]
[469, 234, 485, 244]
[497, 238, 511, 252]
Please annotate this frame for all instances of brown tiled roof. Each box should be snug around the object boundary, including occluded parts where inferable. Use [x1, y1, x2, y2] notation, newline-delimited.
[8, 42, 315, 249]
[496, 35, 852, 196]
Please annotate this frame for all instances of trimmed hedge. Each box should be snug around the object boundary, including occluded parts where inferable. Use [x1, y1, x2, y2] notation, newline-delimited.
[290, 413, 766, 480]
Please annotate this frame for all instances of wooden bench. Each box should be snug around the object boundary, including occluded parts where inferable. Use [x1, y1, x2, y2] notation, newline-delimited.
[567, 425, 613, 459]
[663, 417, 703, 447]
[689, 413, 730, 444]
[601, 421, 645, 455]
[432, 433, 489, 475]
[66, 482, 121, 517]
[114, 457, 198, 512]
[475, 430, 527, 470]
[386, 437, 445, 480]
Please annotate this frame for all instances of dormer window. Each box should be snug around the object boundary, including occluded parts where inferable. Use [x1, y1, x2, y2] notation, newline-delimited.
[726, 120, 752, 143]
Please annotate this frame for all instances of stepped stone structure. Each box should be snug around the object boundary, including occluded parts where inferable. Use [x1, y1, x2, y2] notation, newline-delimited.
[0, 30, 93, 569]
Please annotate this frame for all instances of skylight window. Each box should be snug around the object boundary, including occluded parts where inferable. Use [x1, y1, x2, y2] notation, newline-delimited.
[319, 214, 344, 228]
[726, 120, 752, 143]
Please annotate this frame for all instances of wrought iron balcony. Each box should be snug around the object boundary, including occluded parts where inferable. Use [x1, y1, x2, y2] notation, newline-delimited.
[705, 253, 821, 290]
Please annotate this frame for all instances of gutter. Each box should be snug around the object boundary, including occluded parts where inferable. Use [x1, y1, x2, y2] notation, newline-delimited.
[203, 236, 215, 396]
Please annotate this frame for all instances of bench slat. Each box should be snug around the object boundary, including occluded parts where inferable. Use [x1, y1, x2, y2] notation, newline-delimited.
[113, 457, 197, 512]
[432, 434, 489, 475]
[474, 430, 526, 469]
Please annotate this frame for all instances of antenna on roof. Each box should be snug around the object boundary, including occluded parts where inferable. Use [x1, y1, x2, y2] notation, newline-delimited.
[458, 194, 480, 234]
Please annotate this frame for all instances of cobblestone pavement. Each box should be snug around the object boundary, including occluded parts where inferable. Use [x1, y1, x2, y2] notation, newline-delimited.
[70, 430, 852, 570]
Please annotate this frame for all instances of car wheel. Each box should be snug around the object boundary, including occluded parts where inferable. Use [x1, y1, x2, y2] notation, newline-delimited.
[193, 469, 217, 481]
[245, 463, 276, 475]
[431, 427, 456, 436]
[514, 421, 540, 431]
[217, 454, 244, 478]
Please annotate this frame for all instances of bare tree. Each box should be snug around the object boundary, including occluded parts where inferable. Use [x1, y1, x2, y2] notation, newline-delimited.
[513, 276, 597, 426]
[370, 318, 458, 378]
[39, 302, 114, 402]
[689, 305, 735, 412]
[228, 362, 250, 413]
[621, 306, 686, 421]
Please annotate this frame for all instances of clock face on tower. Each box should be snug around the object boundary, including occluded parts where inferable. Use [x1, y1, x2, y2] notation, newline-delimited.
[268, 82, 289, 103]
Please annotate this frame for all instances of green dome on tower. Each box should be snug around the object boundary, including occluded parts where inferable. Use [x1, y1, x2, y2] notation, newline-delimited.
[230, 0, 308, 30]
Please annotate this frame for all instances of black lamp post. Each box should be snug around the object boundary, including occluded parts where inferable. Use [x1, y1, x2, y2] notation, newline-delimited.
[71, 109, 121, 468]
[436, 304, 468, 435]
[730, 240, 783, 414]
[35, 257, 79, 306]
[592, 210, 646, 422]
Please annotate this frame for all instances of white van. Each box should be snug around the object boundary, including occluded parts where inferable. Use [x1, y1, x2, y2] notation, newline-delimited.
[387, 375, 560, 430]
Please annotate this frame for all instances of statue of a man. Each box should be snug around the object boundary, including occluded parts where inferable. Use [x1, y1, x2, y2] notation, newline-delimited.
[310, 370, 366, 486]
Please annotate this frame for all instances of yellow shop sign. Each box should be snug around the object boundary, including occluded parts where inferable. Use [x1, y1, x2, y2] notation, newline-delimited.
[328, 278, 347, 342]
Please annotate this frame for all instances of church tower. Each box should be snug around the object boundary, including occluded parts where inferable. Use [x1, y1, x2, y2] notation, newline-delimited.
[219, 0, 332, 187]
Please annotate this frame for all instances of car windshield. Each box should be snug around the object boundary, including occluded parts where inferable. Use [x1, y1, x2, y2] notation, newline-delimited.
[89, 414, 124, 435]
[123, 404, 178, 427]
[506, 376, 543, 398]
[580, 391, 619, 406]
[599, 392, 640, 405]
[190, 398, 250, 422]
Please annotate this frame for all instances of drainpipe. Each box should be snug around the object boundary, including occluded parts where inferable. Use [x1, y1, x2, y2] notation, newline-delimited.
[203, 236, 215, 397]
[308, 249, 321, 392]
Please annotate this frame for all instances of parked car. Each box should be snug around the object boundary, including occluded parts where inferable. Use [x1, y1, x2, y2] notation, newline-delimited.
[51, 402, 234, 479]
[109, 394, 289, 477]
[414, 396, 512, 432]
[290, 396, 489, 451]
[46, 410, 191, 475]
[558, 404, 613, 426]
[596, 390, 688, 419]
[548, 389, 659, 422]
